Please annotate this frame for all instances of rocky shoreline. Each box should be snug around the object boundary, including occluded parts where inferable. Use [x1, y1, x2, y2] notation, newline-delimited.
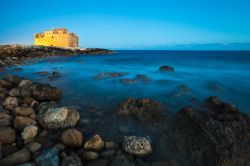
[0, 45, 113, 67]
[0, 74, 249, 166]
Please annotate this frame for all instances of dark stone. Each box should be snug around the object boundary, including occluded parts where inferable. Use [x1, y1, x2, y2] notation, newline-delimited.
[159, 66, 175, 72]
[35, 148, 59, 166]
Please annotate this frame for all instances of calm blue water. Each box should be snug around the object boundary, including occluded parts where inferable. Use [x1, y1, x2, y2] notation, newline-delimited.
[2, 50, 250, 161]
[2, 50, 250, 114]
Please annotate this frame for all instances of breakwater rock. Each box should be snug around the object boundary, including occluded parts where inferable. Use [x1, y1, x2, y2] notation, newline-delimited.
[0, 45, 113, 67]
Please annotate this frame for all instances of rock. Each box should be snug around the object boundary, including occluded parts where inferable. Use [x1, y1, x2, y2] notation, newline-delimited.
[86, 159, 109, 166]
[37, 106, 80, 129]
[3, 74, 21, 86]
[135, 74, 150, 82]
[0, 148, 31, 165]
[22, 97, 35, 105]
[100, 149, 116, 158]
[83, 151, 99, 161]
[14, 116, 37, 130]
[60, 128, 83, 147]
[27, 142, 41, 153]
[105, 141, 118, 149]
[84, 135, 104, 151]
[14, 107, 35, 116]
[61, 153, 82, 166]
[1, 144, 18, 157]
[29, 83, 61, 102]
[21, 125, 38, 144]
[159, 66, 175, 72]
[35, 148, 59, 166]
[118, 98, 165, 124]
[0, 79, 12, 89]
[95, 72, 127, 80]
[3, 96, 19, 110]
[18, 80, 33, 88]
[54, 143, 65, 151]
[32, 71, 50, 76]
[110, 154, 135, 166]
[123, 136, 152, 157]
[0, 112, 13, 127]
[120, 78, 138, 84]
[9, 88, 20, 97]
[0, 127, 16, 144]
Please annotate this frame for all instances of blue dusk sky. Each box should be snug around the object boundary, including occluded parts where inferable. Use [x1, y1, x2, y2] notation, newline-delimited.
[0, 0, 250, 50]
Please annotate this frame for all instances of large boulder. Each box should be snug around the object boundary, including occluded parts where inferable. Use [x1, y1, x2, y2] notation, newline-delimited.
[37, 106, 80, 129]
[118, 98, 165, 124]
[35, 148, 59, 166]
[123, 136, 152, 157]
[29, 83, 61, 102]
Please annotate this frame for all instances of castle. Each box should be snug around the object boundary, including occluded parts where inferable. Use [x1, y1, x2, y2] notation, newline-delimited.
[34, 28, 78, 47]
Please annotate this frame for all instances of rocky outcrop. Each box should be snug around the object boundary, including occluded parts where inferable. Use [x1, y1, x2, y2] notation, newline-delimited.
[0, 45, 113, 67]
[118, 98, 166, 124]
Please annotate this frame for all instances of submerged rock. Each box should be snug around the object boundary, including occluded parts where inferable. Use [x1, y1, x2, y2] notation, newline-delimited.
[118, 98, 165, 123]
[159, 66, 175, 72]
[123, 136, 152, 157]
[95, 72, 127, 80]
[83, 151, 99, 161]
[61, 153, 82, 166]
[60, 128, 83, 147]
[37, 106, 80, 129]
[84, 135, 104, 151]
[35, 148, 59, 166]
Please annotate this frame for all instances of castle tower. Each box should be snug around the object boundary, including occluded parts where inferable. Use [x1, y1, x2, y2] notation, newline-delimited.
[34, 28, 79, 47]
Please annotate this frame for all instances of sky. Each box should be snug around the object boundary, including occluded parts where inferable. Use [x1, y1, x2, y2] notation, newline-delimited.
[0, 0, 250, 50]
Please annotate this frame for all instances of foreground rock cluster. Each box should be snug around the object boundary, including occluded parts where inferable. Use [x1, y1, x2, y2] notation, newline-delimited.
[0, 45, 113, 67]
[0, 75, 153, 166]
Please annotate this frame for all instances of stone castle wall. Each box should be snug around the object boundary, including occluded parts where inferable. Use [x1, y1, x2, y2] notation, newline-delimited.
[34, 28, 78, 47]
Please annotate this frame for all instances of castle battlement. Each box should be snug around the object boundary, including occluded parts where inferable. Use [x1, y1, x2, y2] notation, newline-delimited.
[34, 28, 78, 47]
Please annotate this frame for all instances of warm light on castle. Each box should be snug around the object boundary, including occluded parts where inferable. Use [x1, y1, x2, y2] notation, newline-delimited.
[34, 28, 78, 47]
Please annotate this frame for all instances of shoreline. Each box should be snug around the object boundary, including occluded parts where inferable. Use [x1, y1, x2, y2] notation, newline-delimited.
[0, 44, 113, 67]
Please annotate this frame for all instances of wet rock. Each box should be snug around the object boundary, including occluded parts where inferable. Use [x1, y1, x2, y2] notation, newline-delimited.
[3, 96, 19, 110]
[22, 97, 35, 105]
[14, 116, 37, 130]
[35, 148, 59, 166]
[9, 88, 20, 97]
[84, 135, 104, 151]
[17, 162, 35, 166]
[0, 148, 31, 165]
[27, 142, 41, 153]
[0, 127, 16, 144]
[37, 106, 80, 129]
[118, 98, 165, 124]
[32, 71, 50, 76]
[123, 136, 152, 157]
[2, 144, 18, 157]
[60, 128, 83, 147]
[21, 125, 38, 144]
[3, 74, 21, 86]
[208, 96, 239, 114]
[61, 153, 82, 166]
[18, 80, 33, 89]
[110, 154, 135, 166]
[29, 83, 62, 102]
[0, 112, 13, 127]
[83, 151, 99, 161]
[208, 82, 224, 92]
[48, 72, 61, 80]
[0, 79, 12, 89]
[159, 66, 175, 72]
[86, 159, 109, 166]
[14, 107, 35, 116]
[100, 149, 116, 158]
[54, 143, 65, 151]
[135, 74, 150, 82]
[120, 78, 138, 84]
[105, 141, 118, 149]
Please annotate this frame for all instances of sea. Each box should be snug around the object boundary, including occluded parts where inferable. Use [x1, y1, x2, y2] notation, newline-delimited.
[1, 50, 250, 161]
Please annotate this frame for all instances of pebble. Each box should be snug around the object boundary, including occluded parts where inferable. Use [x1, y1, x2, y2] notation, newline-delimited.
[84, 135, 104, 151]
[21, 125, 38, 144]
[0, 148, 31, 165]
[60, 128, 83, 147]
[14, 116, 37, 130]
[83, 151, 99, 161]
[0, 127, 16, 145]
